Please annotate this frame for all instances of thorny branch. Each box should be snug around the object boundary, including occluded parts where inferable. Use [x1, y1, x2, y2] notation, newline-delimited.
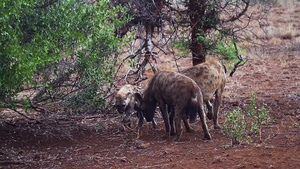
[229, 41, 248, 77]
[114, 0, 170, 85]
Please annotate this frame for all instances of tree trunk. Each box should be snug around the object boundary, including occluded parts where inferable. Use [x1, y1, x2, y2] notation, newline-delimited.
[189, 0, 207, 65]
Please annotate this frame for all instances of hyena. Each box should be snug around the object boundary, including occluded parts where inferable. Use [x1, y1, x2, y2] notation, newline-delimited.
[135, 71, 212, 141]
[181, 57, 227, 129]
[115, 84, 157, 129]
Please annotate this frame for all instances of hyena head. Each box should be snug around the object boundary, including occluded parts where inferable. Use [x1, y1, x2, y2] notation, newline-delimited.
[115, 93, 130, 114]
[115, 84, 135, 114]
[115, 84, 140, 123]
[135, 91, 157, 122]
[115, 94, 129, 114]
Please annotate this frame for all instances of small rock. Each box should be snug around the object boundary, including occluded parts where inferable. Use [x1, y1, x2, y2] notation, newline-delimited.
[212, 156, 222, 164]
[137, 143, 150, 149]
[120, 157, 127, 162]
[253, 163, 260, 168]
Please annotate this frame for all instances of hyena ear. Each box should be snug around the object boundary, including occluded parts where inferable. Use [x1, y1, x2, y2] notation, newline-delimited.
[114, 88, 120, 95]
[134, 93, 143, 107]
[125, 91, 131, 98]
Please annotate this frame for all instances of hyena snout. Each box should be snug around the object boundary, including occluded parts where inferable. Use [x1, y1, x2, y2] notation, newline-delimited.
[143, 110, 155, 122]
[116, 104, 126, 114]
[145, 115, 154, 122]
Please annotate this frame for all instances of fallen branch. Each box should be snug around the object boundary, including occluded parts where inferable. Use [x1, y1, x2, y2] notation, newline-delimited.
[9, 108, 42, 124]
[123, 124, 140, 140]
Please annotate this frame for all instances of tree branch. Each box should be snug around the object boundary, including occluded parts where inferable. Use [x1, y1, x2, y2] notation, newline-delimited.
[222, 0, 250, 23]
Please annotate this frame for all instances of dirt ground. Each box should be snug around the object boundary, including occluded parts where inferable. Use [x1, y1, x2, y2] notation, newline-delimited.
[1, 3, 300, 169]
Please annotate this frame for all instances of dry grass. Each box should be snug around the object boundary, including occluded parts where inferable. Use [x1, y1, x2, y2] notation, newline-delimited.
[277, 0, 298, 10]
[247, 0, 300, 47]
[255, 26, 274, 40]
[268, 37, 282, 46]
[291, 37, 300, 51]
[277, 24, 296, 39]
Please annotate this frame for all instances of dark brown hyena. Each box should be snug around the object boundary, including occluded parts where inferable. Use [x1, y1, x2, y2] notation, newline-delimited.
[135, 71, 211, 141]
[181, 58, 227, 129]
[115, 84, 157, 129]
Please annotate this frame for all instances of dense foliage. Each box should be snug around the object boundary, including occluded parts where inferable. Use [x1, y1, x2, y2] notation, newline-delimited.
[0, 0, 128, 113]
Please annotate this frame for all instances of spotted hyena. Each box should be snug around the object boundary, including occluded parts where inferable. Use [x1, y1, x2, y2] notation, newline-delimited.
[181, 57, 227, 129]
[135, 71, 212, 141]
[115, 84, 157, 129]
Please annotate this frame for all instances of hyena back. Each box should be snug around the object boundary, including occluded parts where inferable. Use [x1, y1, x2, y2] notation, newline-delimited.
[135, 71, 212, 141]
[115, 84, 156, 129]
[181, 58, 227, 129]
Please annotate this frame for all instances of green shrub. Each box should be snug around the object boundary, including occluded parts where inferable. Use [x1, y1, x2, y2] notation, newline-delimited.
[0, 0, 129, 113]
[195, 33, 246, 71]
[224, 93, 270, 146]
[247, 93, 270, 139]
[224, 107, 247, 145]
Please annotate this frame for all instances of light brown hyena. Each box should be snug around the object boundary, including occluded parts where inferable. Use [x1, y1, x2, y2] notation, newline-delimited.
[181, 58, 227, 129]
[135, 71, 212, 141]
[115, 84, 157, 129]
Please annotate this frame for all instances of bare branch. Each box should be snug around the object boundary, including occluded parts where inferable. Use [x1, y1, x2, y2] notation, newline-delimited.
[229, 41, 248, 77]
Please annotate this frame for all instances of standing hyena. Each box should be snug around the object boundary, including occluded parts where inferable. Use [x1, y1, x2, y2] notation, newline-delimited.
[115, 84, 157, 129]
[181, 58, 227, 129]
[135, 71, 212, 141]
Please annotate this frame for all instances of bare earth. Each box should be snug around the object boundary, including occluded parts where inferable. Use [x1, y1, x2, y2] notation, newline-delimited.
[1, 4, 300, 169]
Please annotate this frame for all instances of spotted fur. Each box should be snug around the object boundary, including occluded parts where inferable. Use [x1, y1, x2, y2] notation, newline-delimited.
[135, 71, 211, 141]
[181, 58, 227, 129]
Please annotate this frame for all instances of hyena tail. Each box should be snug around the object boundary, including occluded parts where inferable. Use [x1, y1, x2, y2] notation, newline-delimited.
[187, 96, 198, 122]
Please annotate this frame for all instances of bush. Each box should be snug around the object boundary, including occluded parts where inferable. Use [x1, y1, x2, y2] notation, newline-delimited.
[0, 0, 129, 113]
[224, 93, 270, 146]
[247, 93, 270, 138]
[224, 107, 247, 145]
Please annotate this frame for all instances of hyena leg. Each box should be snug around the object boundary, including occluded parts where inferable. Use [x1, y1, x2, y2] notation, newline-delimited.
[136, 110, 143, 130]
[174, 110, 183, 141]
[182, 113, 194, 133]
[168, 106, 176, 136]
[206, 100, 214, 120]
[198, 99, 212, 140]
[213, 88, 223, 129]
[158, 101, 170, 139]
[152, 117, 157, 129]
